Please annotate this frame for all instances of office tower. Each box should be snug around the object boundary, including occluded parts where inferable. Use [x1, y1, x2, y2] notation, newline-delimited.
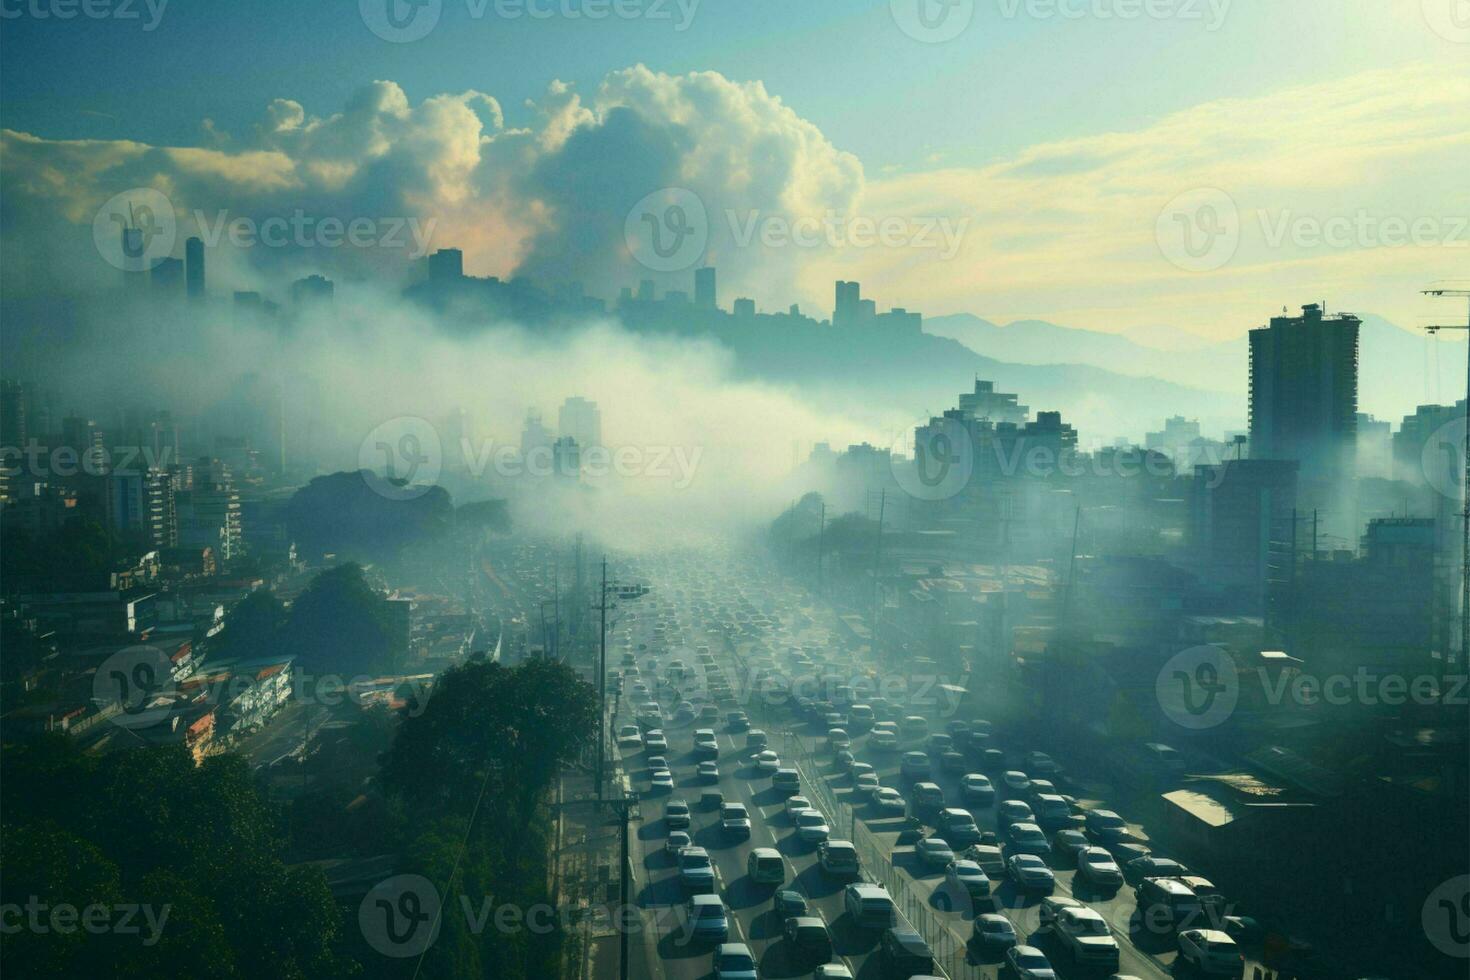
[177, 457, 242, 562]
[185, 236, 205, 300]
[558, 396, 602, 452]
[105, 468, 178, 549]
[151, 256, 184, 293]
[833, 280, 861, 327]
[1189, 458, 1299, 614]
[958, 380, 1029, 425]
[552, 437, 580, 481]
[733, 298, 755, 318]
[520, 409, 553, 459]
[428, 248, 464, 282]
[858, 298, 877, 321]
[637, 279, 655, 302]
[1, 379, 31, 449]
[694, 266, 717, 310]
[290, 274, 334, 306]
[1248, 303, 1359, 492]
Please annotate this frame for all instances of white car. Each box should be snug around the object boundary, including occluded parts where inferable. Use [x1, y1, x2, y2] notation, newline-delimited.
[873, 787, 907, 816]
[793, 808, 831, 844]
[1004, 944, 1056, 980]
[616, 725, 643, 749]
[651, 769, 675, 791]
[1178, 929, 1244, 975]
[1002, 770, 1031, 793]
[1054, 906, 1119, 969]
[753, 750, 780, 773]
[784, 794, 812, 817]
[972, 912, 1017, 948]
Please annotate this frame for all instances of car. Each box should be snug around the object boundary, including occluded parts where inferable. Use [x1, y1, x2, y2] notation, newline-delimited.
[827, 727, 851, 750]
[1004, 821, 1052, 857]
[647, 755, 669, 772]
[981, 747, 1006, 770]
[713, 942, 759, 980]
[1083, 809, 1130, 845]
[1125, 855, 1188, 883]
[1002, 770, 1031, 793]
[870, 729, 900, 751]
[997, 799, 1034, 828]
[814, 965, 853, 980]
[1173, 875, 1229, 914]
[746, 729, 769, 750]
[1076, 847, 1124, 889]
[772, 889, 808, 920]
[911, 782, 945, 812]
[972, 913, 1017, 949]
[833, 749, 856, 771]
[1134, 877, 1203, 931]
[747, 847, 784, 885]
[694, 729, 720, 758]
[785, 794, 813, 817]
[873, 787, 907, 816]
[900, 715, 930, 740]
[854, 771, 881, 796]
[782, 915, 833, 963]
[1007, 853, 1055, 892]
[772, 768, 801, 795]
[960, 773, 995, 805]
[945, 859, 991, 901]
[644, 730, 668, 752]
[721, 803, 752, 840]
[754, 750, 781, 773]
[1004, 944, 1057, 980]
[880, 926, 935, 978]
[686, 894, 730, 943]
[1031, 794, 1071, 830]
[1177, 928, 1244, 975]
[1109, 840, 1152, 865]
[666, 800, 692, 829]
[666, 830, 692, 855]
[1222, 915, 1264, 945]
[651, 769, 675, 791]
[925, 732, 954, 754]
[1143, 741, 1186, 772]
[793, 808, 831, 844]
[616, 725, 643, 749]
[900, 751, 932, 780]
[678, 846, 716, 891]
[1036, 895, 1083, 931]
[1053, 829, 1090, 859]
[697, 761, 720, 783]
[915, 836, 956, 868]
[844, 883, 897, 929]
[847, 703, 875, 728]
[818, 839, 860, 877]
[1024, 751, 1060, 775]
[964, 843, 1006, 876]
[1054, 906, 1119, 969]
[936, 808, 983, 848]
[727, 710, 750, 731]
[940, 750, 967, 773]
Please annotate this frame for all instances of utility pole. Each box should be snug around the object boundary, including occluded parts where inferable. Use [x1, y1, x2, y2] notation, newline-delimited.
[816, 501, 826, 594]
[869, 490, 886, 661]
[1422, 284, 1470, 672]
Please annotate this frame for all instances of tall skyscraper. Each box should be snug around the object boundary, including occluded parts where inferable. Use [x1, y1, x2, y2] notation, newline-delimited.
[428, 248, 464, 282]
[833, 280, 862, 327]
[290, 275, 334, 306]
[185, 236, 205, 300]
[1189, 458, 1299, 614]
[558, 396, 602, 452]
[694, 266, 717, 310]
[1248, 303, 1359, 477]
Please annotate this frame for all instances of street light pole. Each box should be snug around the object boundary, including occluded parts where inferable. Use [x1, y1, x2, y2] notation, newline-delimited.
[1423, 285, 1470, 673]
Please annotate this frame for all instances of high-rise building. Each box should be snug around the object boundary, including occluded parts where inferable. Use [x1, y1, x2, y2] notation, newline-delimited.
[694, 266, 717, 310]
[176, 457, 242, 562]
[151, 256, 184, 293]
[185, 236, 205, 300]
[1248, 303, 1359, 492]
[1, 379, 32, 450]
[637, 279, 655, 303]
[105, 468, 178, 549]
[428, 248, 464, 282]
[290, 275, 334, 306]
[558, 397, 602, 452]
[1189, 458, 1299, 613]
[552, 437, 580, 481]
[958, 380, 1029, 425]
[520, 409, 554, 459]
[733, 298, 755, 318]
[833, 280, 861, 327]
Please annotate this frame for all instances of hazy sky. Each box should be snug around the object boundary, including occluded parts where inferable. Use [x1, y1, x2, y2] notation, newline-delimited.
[2, 0, 1467, 340]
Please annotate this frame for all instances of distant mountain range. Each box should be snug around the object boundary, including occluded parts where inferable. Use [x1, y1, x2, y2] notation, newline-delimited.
[926, 312, 1465, 427]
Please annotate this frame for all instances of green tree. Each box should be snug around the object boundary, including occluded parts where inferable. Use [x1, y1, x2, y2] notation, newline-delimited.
[286, 564, 397, 675]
